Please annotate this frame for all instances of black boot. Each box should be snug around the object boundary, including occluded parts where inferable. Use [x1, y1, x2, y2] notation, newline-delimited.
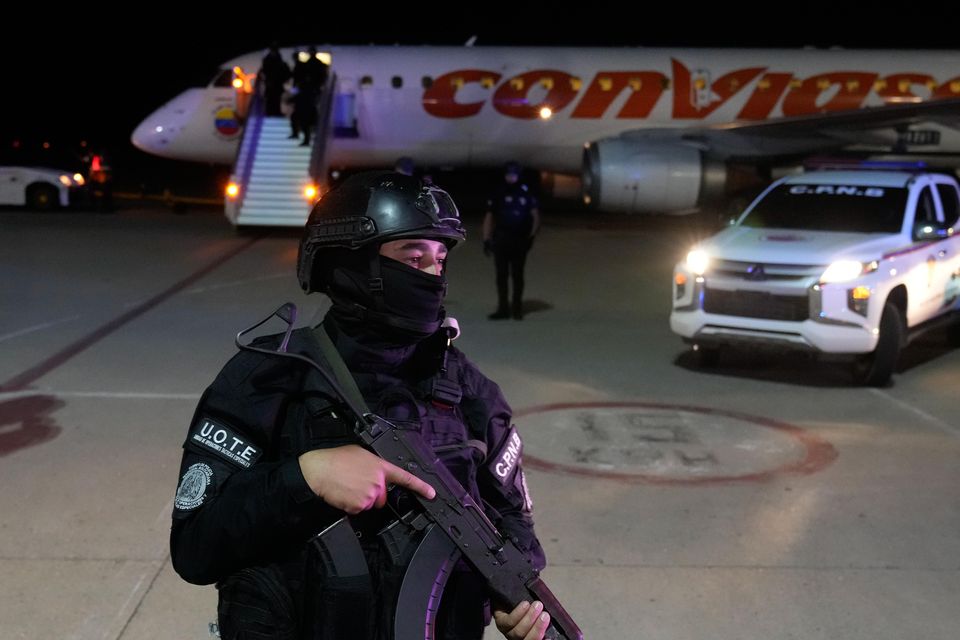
[512, 283, 525, 319]
[490, 279, 510, 320]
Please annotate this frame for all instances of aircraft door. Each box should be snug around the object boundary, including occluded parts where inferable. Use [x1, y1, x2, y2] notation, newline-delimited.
[231, 67, 254, 120]
[690, 69, 719, 111]
[333, 78, 359, 138]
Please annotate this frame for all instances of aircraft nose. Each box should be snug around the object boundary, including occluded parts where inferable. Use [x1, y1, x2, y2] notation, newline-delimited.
[130, 89, 205, 158]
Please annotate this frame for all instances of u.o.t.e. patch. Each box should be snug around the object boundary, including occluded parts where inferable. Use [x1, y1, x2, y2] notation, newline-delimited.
[186, 416, 262, 469]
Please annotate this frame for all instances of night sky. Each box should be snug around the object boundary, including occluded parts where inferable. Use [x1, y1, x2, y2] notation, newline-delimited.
[3, 7, 957, 193]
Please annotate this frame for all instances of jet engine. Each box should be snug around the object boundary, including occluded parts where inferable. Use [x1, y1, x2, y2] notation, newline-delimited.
[582, 138, 728, 214]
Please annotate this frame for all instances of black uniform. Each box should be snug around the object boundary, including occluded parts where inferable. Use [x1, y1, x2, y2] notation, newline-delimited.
[293, 53, 329, 146]
[171, 314, 544, 639]
[261, 50, 291, 117]
[487, 182, 538, 318]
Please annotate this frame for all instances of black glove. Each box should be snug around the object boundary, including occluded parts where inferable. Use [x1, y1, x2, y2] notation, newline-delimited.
[483, 240, 494, 257]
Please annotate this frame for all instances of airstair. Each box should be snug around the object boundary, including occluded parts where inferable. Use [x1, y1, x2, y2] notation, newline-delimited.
[225, 73, 336, 227]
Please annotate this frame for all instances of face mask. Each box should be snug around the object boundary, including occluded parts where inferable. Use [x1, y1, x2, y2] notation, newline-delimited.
[327, 255, 448, 344]
[378, 256, 447, 332]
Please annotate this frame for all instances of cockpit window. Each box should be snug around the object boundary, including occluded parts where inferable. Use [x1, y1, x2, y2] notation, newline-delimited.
[210, 69, 234, 88]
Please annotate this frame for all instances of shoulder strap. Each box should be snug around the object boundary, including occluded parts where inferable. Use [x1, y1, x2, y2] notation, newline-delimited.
[311, 323, 372, 414]
[431, 347, 463, 407]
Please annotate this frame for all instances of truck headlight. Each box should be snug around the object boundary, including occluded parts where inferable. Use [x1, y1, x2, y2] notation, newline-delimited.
[820, 259, 879, 284]
[686, 249, 710, 276]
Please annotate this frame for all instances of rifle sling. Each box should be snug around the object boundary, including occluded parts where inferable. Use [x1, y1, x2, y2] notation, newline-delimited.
[312, 322, 373, 414]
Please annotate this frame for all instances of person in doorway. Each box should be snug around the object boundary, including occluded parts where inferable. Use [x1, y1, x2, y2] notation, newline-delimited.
[260, 43, 291, 117]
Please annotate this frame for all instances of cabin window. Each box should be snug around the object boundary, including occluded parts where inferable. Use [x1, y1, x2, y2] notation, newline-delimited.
[361, 76, 373, 87]
[392, 76, 403, 89]
[422, 76, 433, 89]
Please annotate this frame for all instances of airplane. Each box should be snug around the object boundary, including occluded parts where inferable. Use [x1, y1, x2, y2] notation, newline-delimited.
[131, 45, 960, 225]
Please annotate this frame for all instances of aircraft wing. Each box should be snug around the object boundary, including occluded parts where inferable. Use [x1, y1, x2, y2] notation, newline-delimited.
[618, 96, 960, 160]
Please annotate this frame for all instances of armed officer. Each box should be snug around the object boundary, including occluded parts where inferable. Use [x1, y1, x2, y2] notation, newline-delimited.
[170, 172, 551, 640]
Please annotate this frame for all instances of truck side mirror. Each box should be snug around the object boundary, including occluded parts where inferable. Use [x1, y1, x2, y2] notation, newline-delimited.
[912, 221, 949, 241]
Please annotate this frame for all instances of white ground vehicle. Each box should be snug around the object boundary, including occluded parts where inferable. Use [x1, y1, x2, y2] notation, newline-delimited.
[671, 169, 960, 385]
[0, 166, 85, 209]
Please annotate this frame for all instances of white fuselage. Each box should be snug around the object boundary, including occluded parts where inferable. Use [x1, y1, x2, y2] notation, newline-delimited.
[132, 46, 960, 171]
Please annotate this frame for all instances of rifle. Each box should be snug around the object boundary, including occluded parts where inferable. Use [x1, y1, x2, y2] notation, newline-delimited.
[237, 304, 583, 640]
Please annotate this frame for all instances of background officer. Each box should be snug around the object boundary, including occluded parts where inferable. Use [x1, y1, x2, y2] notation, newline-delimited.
[483, 162, 540, 320]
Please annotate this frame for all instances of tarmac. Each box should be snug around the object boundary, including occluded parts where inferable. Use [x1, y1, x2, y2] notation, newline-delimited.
[1, 203, 958, 639]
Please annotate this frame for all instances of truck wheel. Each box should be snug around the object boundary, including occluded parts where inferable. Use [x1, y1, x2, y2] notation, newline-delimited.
[851, 302, 903, 386]
[27, 183, 59, 210]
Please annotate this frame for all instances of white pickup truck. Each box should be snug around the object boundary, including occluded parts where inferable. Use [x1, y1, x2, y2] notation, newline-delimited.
[0, 166, 85, 209]
[671, 169, 960, 385]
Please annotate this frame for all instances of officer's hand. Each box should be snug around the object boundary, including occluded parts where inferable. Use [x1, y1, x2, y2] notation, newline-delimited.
[493, 601, 550, 640]
[298, 445, 436, 514]
[483, 239, 494, 257]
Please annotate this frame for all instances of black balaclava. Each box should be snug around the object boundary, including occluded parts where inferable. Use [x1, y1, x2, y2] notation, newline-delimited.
[324, 246, 448, 350]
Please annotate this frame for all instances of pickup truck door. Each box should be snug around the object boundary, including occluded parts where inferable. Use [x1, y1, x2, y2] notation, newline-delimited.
[904, 185, 943, 324]
[932, 182, 960, 313]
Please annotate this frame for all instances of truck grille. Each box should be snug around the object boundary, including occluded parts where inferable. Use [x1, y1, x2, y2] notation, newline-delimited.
[712, 259, 822, 281]
[703, 288, 809, 321]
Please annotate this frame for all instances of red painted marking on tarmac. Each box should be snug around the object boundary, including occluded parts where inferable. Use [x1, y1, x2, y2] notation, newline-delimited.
[0, 395, 64, 456]
[516, 401, 838, 485]
[0, 236, 262, 394]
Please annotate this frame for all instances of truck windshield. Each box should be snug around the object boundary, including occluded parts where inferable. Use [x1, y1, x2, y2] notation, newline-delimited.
[741, 184, 908, 233]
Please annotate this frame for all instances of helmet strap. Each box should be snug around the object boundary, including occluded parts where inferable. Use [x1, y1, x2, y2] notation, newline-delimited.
[367, 252, 384, 291]
[367, 251, 386, 317]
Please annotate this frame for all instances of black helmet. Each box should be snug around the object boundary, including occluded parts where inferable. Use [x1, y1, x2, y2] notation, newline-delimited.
[297, 171, 465, 293]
